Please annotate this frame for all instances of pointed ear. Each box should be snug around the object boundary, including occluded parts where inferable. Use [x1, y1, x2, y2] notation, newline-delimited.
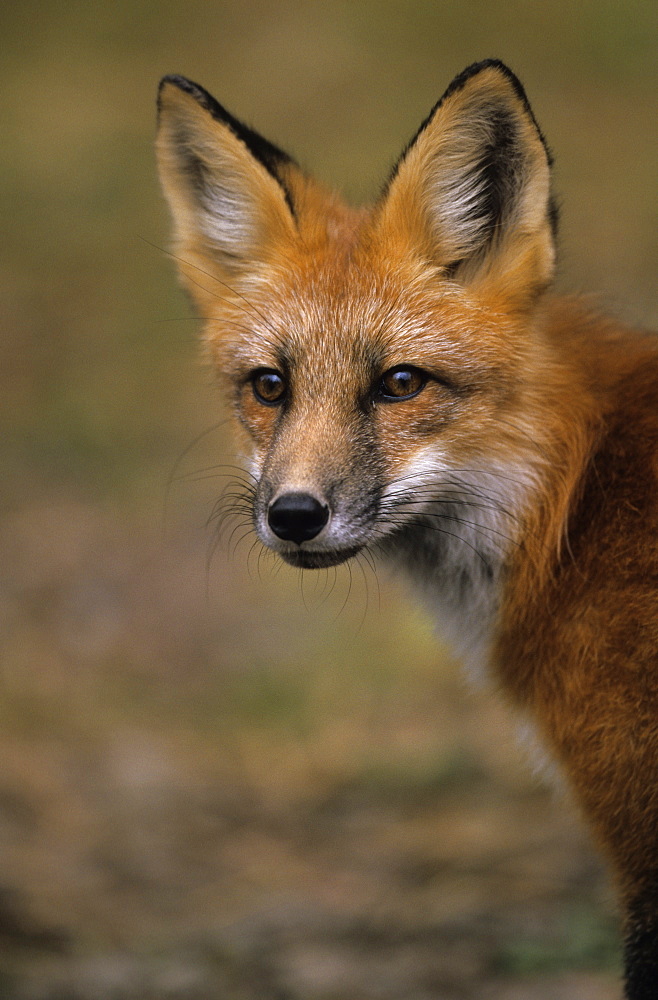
[376, 60, 557, 308]
[156, 75, 298, 309]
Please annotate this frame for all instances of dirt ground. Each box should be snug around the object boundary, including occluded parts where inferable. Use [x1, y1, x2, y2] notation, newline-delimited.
[0, 498, 623, 999]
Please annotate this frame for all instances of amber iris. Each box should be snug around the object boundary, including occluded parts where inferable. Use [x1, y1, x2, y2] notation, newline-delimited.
[252, 369, 286, 405]
[379, 366, 426, 400]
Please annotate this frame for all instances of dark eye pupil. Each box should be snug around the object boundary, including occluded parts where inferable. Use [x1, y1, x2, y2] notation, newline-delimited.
[253, 371, 285, 403]
[390, 372, 413, 393]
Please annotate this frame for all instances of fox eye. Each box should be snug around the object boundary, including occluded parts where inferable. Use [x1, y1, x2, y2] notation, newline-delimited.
[378, 365, 427, 401]
[251, 369, 287, 405]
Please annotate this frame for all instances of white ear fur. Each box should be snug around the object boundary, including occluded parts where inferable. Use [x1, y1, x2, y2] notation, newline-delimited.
[378, 61, 556, 298]
[156, 76, 296, 274]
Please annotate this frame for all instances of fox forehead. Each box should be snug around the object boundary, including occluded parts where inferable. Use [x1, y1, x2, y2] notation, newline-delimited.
[206, 247, 513, 386]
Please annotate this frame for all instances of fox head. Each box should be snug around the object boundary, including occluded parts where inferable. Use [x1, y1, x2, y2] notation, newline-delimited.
[156, 60, 558, 578]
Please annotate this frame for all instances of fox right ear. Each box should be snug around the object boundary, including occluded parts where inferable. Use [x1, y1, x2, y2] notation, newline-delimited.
[376, 60, 557, 309]
[156, 76, 297, 304]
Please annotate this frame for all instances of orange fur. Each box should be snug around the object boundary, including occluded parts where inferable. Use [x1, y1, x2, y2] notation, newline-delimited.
[156, 62, 658, 997]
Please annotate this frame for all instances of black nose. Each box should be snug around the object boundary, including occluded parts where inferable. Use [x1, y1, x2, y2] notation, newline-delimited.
[267, 492, 330, 544]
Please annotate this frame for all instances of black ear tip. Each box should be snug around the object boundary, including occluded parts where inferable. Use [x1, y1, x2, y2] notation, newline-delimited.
[159, 73, 191, 91]
[444, 59, 553, 167]
[442, 59, 528, 109]
[158, 74, 189, 98]
[157, 74, 214, 111]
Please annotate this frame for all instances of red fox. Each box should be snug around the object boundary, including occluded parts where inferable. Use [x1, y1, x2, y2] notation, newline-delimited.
[156, 60, 658, 998]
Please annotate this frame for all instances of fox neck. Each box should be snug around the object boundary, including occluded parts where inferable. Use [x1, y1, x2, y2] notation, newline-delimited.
[378, 322, 602, 682]
[379, 464, 528, 680]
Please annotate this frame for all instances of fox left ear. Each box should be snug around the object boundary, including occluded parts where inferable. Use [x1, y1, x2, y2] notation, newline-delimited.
[376, 60, 557, 308]
[156, 75, 298, 311]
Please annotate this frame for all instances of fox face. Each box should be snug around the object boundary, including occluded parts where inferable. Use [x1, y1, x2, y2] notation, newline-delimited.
[157, 61, 558, 601]
[213, 250, 533, 573]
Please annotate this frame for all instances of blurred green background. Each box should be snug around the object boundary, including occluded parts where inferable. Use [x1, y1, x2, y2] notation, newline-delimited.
[1, 2, 656, 997]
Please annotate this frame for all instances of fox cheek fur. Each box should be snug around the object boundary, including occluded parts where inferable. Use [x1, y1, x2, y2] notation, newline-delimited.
[157, 60, 658, 1000]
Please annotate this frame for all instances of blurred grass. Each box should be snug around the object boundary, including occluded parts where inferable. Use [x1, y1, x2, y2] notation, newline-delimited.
[495, 903, 620, 976]
[1, 1, 655, 995]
